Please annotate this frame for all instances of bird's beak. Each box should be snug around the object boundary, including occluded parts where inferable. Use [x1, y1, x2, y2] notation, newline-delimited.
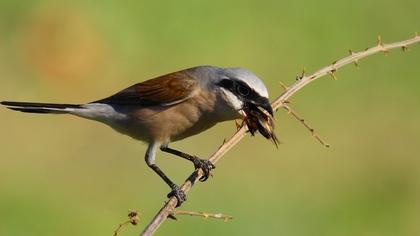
[255, 97, 273, 117]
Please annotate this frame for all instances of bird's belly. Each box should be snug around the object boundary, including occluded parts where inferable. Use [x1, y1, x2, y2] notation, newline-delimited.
[171, 117, 218, 142]
[115, 107, 223, 143]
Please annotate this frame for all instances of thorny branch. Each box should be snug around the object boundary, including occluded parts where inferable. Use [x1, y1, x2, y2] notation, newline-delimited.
[114, 210, 232, 236]
[169, 210, 233, 221]
[140, 34, 420, 236]
[281, 103, 330, 147]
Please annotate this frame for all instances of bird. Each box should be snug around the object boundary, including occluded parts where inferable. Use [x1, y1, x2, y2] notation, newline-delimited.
[1, 65, 276, 206]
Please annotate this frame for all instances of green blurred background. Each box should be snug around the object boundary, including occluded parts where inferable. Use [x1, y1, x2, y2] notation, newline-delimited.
[1, 1, 419, 235]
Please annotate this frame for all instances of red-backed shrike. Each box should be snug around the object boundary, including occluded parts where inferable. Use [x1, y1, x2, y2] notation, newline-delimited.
[2, 65, 276, 206]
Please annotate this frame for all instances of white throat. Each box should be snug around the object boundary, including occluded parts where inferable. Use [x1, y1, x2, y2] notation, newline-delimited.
[221, 88, 242, 110]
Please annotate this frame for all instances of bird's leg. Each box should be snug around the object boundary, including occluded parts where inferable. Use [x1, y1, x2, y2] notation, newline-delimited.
[145, 144, 186, 207]
[160, 146, 215, 182]
[147, 163, 186, 207]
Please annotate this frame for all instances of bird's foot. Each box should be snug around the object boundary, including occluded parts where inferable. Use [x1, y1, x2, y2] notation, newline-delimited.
[167, 184, 186, 207]
[192, 157, 216, 182]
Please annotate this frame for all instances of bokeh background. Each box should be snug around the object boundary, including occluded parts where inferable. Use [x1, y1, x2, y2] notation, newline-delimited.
[1, 1, 420, 235]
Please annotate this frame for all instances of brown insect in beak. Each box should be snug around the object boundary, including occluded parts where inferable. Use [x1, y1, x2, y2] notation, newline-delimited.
[242, 102, 279, 147]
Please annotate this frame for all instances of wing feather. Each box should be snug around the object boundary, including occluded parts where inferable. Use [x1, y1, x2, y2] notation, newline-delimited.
[94, 71, 198, 106]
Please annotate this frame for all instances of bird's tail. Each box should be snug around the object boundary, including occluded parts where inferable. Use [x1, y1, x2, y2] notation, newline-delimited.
[1, 101, 83, 114]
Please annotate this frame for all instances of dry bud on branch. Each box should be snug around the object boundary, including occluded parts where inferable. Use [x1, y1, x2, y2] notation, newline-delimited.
[114, 210, 140, 236]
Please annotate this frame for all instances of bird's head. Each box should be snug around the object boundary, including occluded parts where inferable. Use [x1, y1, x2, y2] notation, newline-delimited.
[209, 67, 278, 146]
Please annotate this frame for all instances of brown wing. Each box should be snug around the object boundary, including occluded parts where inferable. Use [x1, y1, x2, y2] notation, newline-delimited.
[95, 71, 198, 106]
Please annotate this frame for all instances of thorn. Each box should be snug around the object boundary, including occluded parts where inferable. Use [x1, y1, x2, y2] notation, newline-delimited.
[348, 49, 359, 67]
[353, 60, 359, 68]
[328, 69, 338, 80]
[283, 100, 292, 104]
[377, 35, 389, 55]
[402, 45, 409, 52]
[279, 81, 289, 90]
[296, 68, 306, 80]
[332, 60, 338, 65]
[168, 214, 177, 220]
[377, 35, 383, 46]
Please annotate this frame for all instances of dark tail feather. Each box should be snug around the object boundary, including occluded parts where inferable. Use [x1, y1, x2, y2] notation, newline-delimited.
[1, 101, 82, 114]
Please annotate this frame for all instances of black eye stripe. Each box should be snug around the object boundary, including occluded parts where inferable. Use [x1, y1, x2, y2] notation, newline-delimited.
[217, 78, 260, 101]
[218, 78, 234, 90]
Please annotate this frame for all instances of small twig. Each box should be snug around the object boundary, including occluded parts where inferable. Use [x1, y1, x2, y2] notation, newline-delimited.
[113, 210, 140, 236]
[279, 82, 329, 147]
[282, 103, 330, 148]
[140, 34, 420, 236]
[170, 210, 233, 222]
[114, 221, 131, 236]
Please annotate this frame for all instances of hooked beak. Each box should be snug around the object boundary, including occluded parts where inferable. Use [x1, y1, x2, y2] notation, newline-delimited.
[255, 98, 274, 116]
[253, 97, 273, 116]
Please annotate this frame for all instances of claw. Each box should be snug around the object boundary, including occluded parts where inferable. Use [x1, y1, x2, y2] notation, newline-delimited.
[167, 185, 186, 207]
[192, 158, 215, 182]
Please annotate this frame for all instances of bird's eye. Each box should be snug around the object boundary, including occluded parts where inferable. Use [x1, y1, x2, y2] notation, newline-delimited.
[236, 84, 250, 96]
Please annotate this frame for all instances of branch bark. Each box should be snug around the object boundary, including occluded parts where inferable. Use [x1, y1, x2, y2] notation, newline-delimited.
[140, 34, 420, 236]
